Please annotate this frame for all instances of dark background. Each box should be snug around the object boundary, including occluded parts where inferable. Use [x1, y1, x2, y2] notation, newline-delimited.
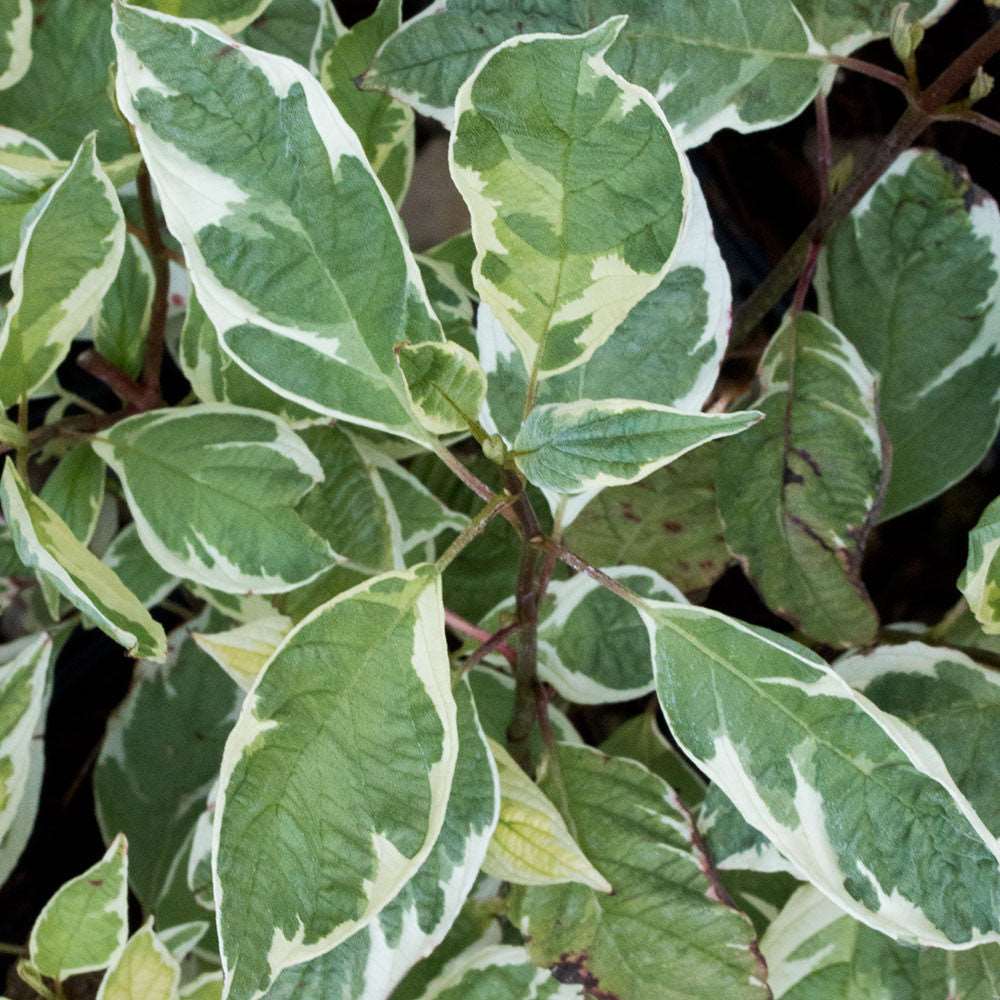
[1, 0, 998, 983]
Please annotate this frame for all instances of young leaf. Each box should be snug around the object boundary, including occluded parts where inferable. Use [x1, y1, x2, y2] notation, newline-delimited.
[0, 0, 30, 91]
[214, 566, 459, 999]
[0, 634, 51, 887]
[479, 566, 681, 704]
[158, 921, 209, 964]
[478, 176, 731, 442]
[320, 0, 414, 205]
[241, 0, 341, 72]
[1, 0, 132, 159]
[513, 400, 761, 495]
[92, 405, 335, 595]
[181, 972, 224, 1000]
[30, 833, 129, 981]
[39, 443, 105, 546]
[960, 496, 1000, 635]
[762, 885, 1000, 999]
[837, 641, 1000, 835]
[93, 619, 242, 923]
[133, 0, 274, 33]
[642, 601, 1000, 947]
[113, 5, 445, 445]
[564, 441, 730, 593]
[412, 940, 582, 1000]
[398, 340, 487, 435]
[369, 1, 822, 148]
[818, 150, 1000, 519]
[266, 678, 499, 1000]
[483, 739, 609, 892]
[509, 745, 769, 1000]
[95, 233, 155, 381]
[0, 463, 167, 660]
[102, 523, 178, 610]
[450, 19, 687, 380]
[192, 613, 292, 691]
[716, 311, 886, 647]
[795, 0, 952, 49]
[96, 920, 181, 1000]
[0, 133, 125, 406]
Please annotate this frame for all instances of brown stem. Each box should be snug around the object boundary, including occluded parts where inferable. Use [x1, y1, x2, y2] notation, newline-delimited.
[461, 623, 520, 673]
[126, 222, 186, 267]
[0, 412, 124, 459]
[730, 21, 1000, 348]
[445, 609, 518, 668]
[825, 54, 909, 93]
[77, 349, 154, 411]
[934, 108, 1000, 138]
[136, 164, 170, 405]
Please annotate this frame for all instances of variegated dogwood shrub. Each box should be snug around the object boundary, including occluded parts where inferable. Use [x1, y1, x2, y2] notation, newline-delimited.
[1, 0, 1000, 998]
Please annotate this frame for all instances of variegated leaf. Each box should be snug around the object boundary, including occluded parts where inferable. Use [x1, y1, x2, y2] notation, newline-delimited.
[513, 400, 760, 495]
[0, 634, 51, 888]
[837, 641, 1000, 836]
[483, 739, 609, 891]
[700, 784, 800, 876]
[510, 745, 769, 1000]
[478, 175, 730, 443]
[134, 0, 274, 33]
[0, 463, 167, 660]
[96, 233, 155, 381]
[265, 678, 499, 1000]
[642, 601, 1000, 947]
[96, 920, 180, 1000]
[960, 496, 1000, 635]
[102, 523, 178, 610]
[0, 133, 125, 406]
[417, 255, 476, 354]
[215, 566, 458, 999]
[320, 0, 414, 206]
[193, 613, 292, 691]
[0, 126, 56, 274]
[0, 0, 31, 90]
[113, 4, 445, 445]
[796, 0, 954, 49]
[94, 618, 242, 925]
[158, 921, 209, 963]
[398, 340, 486, 436]
[30, 833, 129, 981]
[450, 20, 686, 380]
[817, 150, 1000, 519]
[92, 405, 335, 595]
[181, 973, 224, 1000]
[717, 311, 887, 647]
[763, 885, 1000, 999]
[422, 232, 476, 298]
[39, 443, 105, 546]
[241, 0, 342, 72]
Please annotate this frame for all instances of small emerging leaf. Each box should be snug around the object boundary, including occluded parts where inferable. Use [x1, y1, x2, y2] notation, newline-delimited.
[193, 613, 292, 691]
[96, 920, 180, 1000]
[960, 496, 1000, 634]
[398, 340, 486, 435]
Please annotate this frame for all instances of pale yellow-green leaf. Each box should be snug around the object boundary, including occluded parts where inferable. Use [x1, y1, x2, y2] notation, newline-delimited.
[96, 921, 180, 1000]
[192, 613, 292, 691]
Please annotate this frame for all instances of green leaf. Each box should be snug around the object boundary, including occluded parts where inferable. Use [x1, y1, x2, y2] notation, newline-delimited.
[94, 619, 242, 923]
[700, 784, 798, 876]
[39, 443, 106, 546]
[215, 566, 459, 999]
[795, 0, 953, 50]
[369, 1, 823, 148]
[483, 738, 609, 891]
[510, 745, 769, 1000]
[30, 833, 129, 981]
[818, 150, 1000, 519]
[451, 20, 686, 380]
[479, 566, 681, 704]
[600, 710, 705, 808]
[564, 441, 730, 594]
[0, 463, 167, 660]
[398, 340, 487, 435]
[960, 496, 1000, 635]
[178, 294, 318, 424]
[1, 0, 132, 159]
[92, 404, 335, 595]
[102, 523, 178, 610]
[113, 4, 444, 445]
[513, 400, 761, 495]
[762, 885, 1000, 999]
[716, 311, 886, 647]
[132, 0, 274, 33]
[241, 0, 342, 71]
[412, 939, 582, 1000]
[837, 641, 1000, 837]
[642, 601, 1000, 947]
[0, 0, 31, 90]
[96, 920, 180, 1000]
[265, 678, 499, 1000]
[320, 0, 414, 206]
[181, 973, 224, 1000]
[0, 634, 51, 888]
[192, 613, 291, 691]
[423, 232, 477, 298]
[0, 127, 56, 274]
[0, 415, 27, 449]
[158, 921, 209, 963]
[416, 255, 476, 355]
[95, 233, 155, 381]
[0, 133, 125, 406]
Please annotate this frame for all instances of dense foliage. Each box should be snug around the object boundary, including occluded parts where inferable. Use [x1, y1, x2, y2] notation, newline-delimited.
[1, 1, 999, 998]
